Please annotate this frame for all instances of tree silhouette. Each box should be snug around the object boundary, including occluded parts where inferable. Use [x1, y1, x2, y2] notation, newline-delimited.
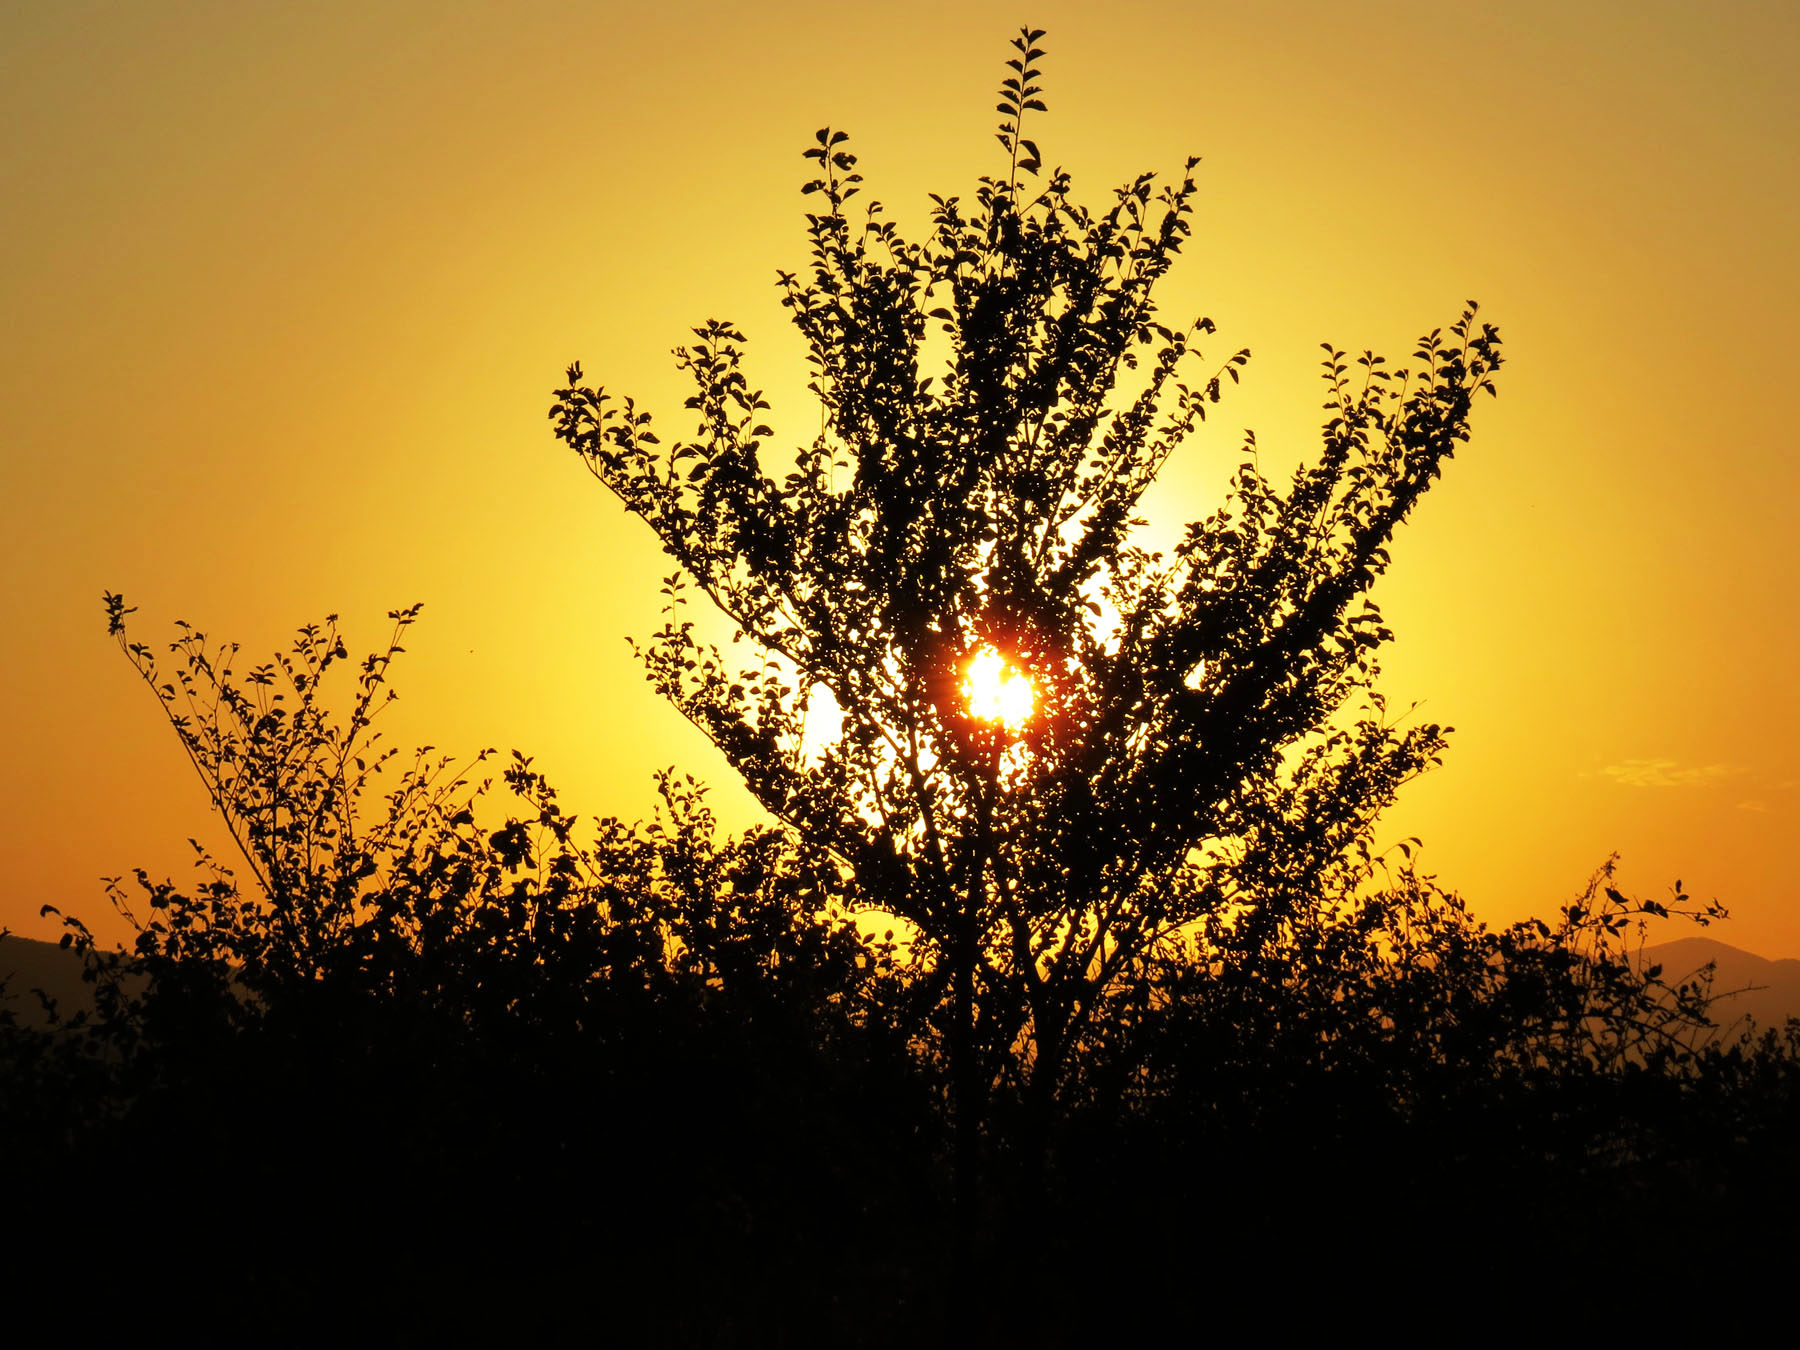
[550, 27, 1503, 1215]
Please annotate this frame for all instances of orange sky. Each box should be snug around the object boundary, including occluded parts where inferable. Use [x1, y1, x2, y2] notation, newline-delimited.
[4, 1, 1796, 956]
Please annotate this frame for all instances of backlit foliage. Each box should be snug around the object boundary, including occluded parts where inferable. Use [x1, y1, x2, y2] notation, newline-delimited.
[550, 28, 1504, 1126]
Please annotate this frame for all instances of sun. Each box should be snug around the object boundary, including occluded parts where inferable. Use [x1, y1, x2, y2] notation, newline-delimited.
[962, 646, 1034, 734]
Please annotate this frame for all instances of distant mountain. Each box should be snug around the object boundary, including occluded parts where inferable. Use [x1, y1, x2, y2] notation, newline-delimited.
[0, 933, 95, 1027]
[1641, 937, 1800, 1035]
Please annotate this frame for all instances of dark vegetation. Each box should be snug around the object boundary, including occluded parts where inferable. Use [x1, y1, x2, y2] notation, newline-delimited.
[6, 30, 1796, 1339]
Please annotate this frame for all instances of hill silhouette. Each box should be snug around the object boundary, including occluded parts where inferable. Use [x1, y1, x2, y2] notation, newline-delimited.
[1642, 937, 1800, 1035]
[0, 934, 102, 1027]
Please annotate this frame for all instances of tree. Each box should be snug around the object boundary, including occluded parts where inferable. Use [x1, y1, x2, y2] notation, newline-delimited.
[550, 27, 1503, 1209]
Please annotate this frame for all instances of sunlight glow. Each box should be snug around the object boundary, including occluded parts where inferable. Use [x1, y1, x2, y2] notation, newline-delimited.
[962, 646, 1034, 734]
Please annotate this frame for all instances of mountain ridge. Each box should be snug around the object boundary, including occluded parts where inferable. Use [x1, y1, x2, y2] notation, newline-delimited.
[1640, 936, 1800, 1035]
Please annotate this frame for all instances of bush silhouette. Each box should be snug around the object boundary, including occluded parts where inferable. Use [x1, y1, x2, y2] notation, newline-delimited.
[9, 601, 939, 1336]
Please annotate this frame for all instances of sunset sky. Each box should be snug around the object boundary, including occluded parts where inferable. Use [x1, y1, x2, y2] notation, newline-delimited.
[4, 1, 1796, 957]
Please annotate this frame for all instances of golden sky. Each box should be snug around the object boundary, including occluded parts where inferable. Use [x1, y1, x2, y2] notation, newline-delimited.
[4, 1, 1796, 955]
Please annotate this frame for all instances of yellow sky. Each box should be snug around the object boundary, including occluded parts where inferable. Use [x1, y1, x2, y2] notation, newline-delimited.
[4, 0, 1796, 956]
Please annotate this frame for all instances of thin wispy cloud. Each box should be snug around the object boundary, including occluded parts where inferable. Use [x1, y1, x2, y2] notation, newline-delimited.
[1598, 759, 1738, 789]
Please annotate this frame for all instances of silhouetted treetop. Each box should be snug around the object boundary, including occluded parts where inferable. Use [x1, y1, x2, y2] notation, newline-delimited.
[552, 28, 1502, 1154]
